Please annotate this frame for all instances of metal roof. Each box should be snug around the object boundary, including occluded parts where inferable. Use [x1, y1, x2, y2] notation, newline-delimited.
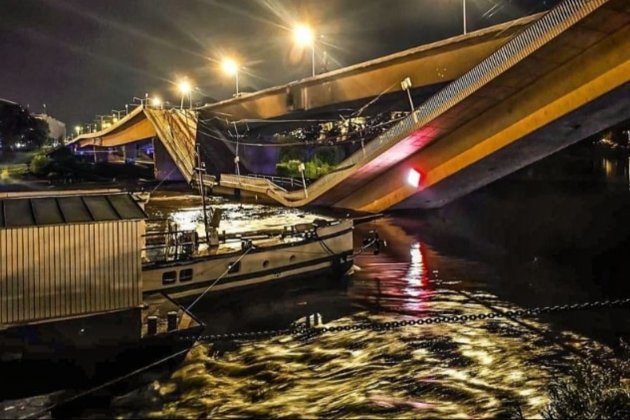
[0, 193, 146, 229]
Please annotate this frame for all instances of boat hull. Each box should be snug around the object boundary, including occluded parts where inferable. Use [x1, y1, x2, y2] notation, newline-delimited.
[0, 299, 203, 401]
[142, 220, 354, 300]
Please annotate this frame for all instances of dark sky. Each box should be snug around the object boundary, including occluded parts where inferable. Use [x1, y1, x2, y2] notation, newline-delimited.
[0, 0, 557, 126]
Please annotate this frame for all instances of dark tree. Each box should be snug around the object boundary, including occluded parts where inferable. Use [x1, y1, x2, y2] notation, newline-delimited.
[0, 101, 49, 150]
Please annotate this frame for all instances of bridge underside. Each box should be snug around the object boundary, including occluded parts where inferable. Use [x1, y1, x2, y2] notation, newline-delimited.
[393, 82, 630, 210]
[336, 1, 630, 212]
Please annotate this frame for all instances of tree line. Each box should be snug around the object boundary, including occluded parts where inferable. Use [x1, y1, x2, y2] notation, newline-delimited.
[0, 101, 50, 151]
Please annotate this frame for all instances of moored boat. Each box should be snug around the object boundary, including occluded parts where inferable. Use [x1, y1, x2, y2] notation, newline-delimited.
[142, 216, 354, 300]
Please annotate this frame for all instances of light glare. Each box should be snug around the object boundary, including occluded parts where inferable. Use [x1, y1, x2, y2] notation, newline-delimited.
[293, 24, 314, 47]
[407, 168, 421, 188]
[178, 80, 192, 95]
[221, 58, 238, 76]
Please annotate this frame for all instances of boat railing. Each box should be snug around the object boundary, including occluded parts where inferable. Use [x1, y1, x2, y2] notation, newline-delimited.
[143, 229, 200, 263]
[142, 219, 334, 264]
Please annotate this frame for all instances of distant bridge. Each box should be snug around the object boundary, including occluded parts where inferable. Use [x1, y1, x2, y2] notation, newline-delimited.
[69, 0, 630, 212]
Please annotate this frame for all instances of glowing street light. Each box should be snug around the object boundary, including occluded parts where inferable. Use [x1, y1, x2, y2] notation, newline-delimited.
[178, 79, 193, 109]
[74, 125, 82, 137]
[151, 96, 163, 109]
[293, 23, 316, 77]
[221, 58, 240, 97]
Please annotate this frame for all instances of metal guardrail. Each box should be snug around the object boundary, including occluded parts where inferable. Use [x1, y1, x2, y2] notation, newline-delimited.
[249, 174, 309, 190]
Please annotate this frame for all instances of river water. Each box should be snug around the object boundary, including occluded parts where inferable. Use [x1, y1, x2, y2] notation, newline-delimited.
[93, 144, 630, 418]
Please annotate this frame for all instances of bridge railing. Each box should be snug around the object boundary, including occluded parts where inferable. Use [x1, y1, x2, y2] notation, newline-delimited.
[248, 174, 309, 191]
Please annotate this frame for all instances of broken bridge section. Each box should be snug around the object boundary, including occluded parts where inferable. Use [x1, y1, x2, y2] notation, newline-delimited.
[215, 0, 630, 212]
[69, 108, 199, 183]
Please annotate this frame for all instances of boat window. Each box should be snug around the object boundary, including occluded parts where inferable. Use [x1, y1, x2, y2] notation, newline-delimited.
[262, 260, 269, 268]
[228, 261, 241, 274]
[180, 268, 193, 282]
[162, 271, 177, 285]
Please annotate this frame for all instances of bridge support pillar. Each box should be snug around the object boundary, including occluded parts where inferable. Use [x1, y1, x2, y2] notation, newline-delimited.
[123, 144, 137, 164]
[93, 146, 108, 163]
[153, 139, 185, 181]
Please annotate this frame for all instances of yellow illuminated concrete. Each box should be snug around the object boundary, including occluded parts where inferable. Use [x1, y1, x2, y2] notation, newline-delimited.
[340, 16, 630, 212]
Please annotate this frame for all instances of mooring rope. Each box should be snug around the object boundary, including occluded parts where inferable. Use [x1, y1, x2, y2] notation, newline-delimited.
[185, 245, 255, 312]
[21, 342, 206, 420]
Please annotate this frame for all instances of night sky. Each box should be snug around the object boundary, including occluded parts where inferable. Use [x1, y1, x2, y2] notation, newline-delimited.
[0, 0, 557, 126]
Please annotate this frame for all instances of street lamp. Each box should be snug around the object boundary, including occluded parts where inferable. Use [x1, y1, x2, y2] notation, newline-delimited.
[112, 109, 125, 119]
[221, 58, 239, 97]
[178, 79, 192, 109]
[74, 125, 82, 137]
[293, 23, 316, 77]
[96, 114, 109, 130]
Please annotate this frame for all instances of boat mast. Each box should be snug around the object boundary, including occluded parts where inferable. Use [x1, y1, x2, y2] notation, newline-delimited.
[196, 143, 210, 244]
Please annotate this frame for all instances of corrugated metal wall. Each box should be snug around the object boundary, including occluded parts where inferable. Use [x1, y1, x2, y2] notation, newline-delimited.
[1, 220, 142, 326]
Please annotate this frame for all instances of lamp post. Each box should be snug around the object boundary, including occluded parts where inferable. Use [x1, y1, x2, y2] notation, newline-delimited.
[293, 24, 316, 77]
[96, 115, 109, 130]
[463, 0, 467, 34]
[221, 58, 239, 97]
[178, 79, 192, 109]
[112, 109, 125, 119]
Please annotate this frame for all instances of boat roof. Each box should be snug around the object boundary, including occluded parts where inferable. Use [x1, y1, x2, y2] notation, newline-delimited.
[0, 193, 146, 229]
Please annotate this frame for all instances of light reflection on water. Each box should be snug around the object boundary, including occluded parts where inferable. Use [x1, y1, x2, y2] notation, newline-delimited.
[599, 156, 630, 191]
[102, 193, 619, 418]
[146, 193, 333, 235]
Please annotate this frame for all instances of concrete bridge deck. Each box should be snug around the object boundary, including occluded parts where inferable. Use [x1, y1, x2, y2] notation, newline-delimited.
[217, 0, 630, 212]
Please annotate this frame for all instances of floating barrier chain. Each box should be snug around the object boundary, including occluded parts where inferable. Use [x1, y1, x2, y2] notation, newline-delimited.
[26, 297, 630, 418]
[189, 298, 630, 342]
